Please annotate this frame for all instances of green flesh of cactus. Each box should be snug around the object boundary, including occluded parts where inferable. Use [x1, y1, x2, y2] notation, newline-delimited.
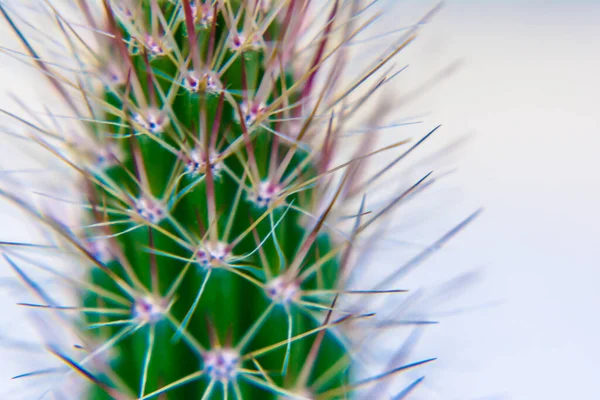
[83, 1, 348, 398]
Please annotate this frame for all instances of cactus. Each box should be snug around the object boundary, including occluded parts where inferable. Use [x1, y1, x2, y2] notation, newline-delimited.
[0, 1, 479, 399]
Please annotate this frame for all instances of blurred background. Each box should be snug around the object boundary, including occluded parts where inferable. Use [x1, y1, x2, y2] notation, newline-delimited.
[1, 1, 599, 399]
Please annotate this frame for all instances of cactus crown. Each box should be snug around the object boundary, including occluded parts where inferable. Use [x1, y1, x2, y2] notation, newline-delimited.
[0, 0, 479, 399]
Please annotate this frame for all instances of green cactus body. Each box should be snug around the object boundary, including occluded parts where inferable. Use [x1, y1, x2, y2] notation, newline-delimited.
[0, 0, 479, 399]
[82, 1, 349, 398]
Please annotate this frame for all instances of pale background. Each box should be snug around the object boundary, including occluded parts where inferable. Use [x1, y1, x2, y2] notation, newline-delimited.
[1, 1, 599, 399]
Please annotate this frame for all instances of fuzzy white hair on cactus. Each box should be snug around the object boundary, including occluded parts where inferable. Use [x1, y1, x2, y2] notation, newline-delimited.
[249, 180, 283, 208]
[196, 241, 231, 268]
[93, 142, 123, 170]
[132, 108, 169, 135]
[185, 148, 222, 177]
[203, 348, 241, 384]
[133, 295, 168, 324]
[229, 32, 262, 52]
[104, 62, 126, 86]
[190, 1, 214, 28]
[134, 195, 165, 224]
[144, 34, 170, 57]
[85, 237, 114, 265]
[265, 276, 300, 304]
[238, 100, 268, 127]
[183, 71, 219, 94]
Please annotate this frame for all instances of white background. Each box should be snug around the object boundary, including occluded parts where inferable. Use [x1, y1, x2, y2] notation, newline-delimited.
[370, 1, 600, 398]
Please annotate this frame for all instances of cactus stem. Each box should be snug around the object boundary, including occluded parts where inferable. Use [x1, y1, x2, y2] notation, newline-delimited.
[0, 2, 475, 398]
